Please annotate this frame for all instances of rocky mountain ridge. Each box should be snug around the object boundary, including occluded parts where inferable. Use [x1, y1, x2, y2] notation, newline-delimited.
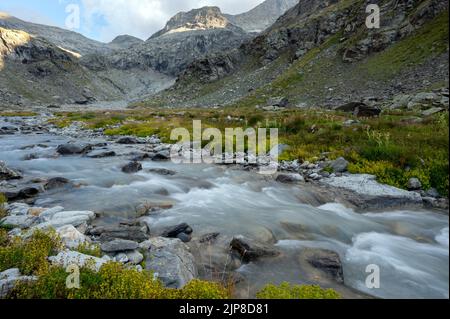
[147, 0, 449, 109]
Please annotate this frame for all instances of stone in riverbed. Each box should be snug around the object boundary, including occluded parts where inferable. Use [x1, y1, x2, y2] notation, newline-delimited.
[1, 214, 39, 229]
[276, 173, 305, 183]
[44, 177, 71, 190]
[230, 236, 279, 262]
[152, 150, 170, 161]
[33, 211, 95, 230]
[302, 248, 344, 283]
[121, 161, 142, 173]
[87, 150, 116, 158]
[0, 161, 22, 181]
[101, 239, 139, 253]
[141, 237, 197, 288]
[56, 144, 92, 155]
[4, 187, 40, 201]
[162, 223, 193, 241]
[116, 137, 141, 144]
[148, 168, 176, 176]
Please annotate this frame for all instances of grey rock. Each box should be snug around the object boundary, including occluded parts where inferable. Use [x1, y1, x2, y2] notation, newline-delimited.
[89, 224, 149, 242]
[0, 268, 37, 298]
[56, 144, 92, 155]
[49, 250, 109, 271]
[87, 150, 116, 158]
[4, 187, 39, 201]
[230, 236, 279, 262]
[143, 237, 197, 288]
[162, 223, 193, 239]
[425, 188, 440, 198]
[44, 177, 70, 190]
[0, 161, 22, 181]
[330, 157, 349, 173]
[302, 248, 344, 283]
[126, 250, 144, 265]
[421, 107, 445, 117]
[276, 173, 305, 183]
[101, 239, 139, 253]
[148, 168, 176, 176]
[121, 161, 142, 173]
[152, 150, 170, 161]
[116, 137, 140, 144]
[407, 178, 422, 191]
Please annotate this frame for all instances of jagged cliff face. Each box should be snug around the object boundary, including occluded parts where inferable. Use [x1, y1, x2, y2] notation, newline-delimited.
[158, 0, 448, 108]
[225, 0, 299, 32]
[108, 35, 144, 50]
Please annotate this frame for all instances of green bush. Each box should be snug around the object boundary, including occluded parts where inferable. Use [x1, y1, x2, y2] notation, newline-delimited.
[12, 263, 230, 299]
[256, 282, 341, 299]
[74, 242, 102, 258]
[0, 230, 62, 275]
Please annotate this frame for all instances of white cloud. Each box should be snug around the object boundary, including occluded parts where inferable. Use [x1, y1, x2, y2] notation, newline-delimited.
[80, 0, 265, 42]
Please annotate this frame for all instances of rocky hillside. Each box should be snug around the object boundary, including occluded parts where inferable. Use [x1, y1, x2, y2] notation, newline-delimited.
[0, 12, 110, 56]
[225, 0, 299, 32]
[0, 27, 173, 107]
[145, 0, 449, 108]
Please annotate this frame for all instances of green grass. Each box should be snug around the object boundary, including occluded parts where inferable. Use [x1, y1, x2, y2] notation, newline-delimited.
[361, 10, 449, 79]
[256, 282, 341, 299]
[48, 107, 449, 196]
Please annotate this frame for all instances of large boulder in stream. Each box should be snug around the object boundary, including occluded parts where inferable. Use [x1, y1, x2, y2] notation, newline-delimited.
[88, 223, 149, 242]
[56, 144, 92, 155]
[140, 237, 197, 289]
[121, 161, 142, 173]
[0, 161, 22, 181]
[43, 177, 71, 190]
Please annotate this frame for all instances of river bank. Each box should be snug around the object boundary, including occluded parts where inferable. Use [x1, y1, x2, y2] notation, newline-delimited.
[0, 113, 449, 299]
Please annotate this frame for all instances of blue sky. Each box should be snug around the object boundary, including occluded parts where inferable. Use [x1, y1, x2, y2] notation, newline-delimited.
[0, 0, 265, 43]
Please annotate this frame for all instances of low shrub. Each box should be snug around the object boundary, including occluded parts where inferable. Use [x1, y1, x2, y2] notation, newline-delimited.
[256, 282, 341, 299]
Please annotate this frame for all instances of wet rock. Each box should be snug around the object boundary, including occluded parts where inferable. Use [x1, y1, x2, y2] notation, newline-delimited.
[423, 197, 449, 211]
[116, 137, 141, 144]
[23, 153, 39, 161]
[121, 161, 142, 173]
[198, 232, 220, 244]
[141, 237, 197, 288]
[320, 174, 422, 209]
[407, 178, 422, 191]
[148, 168, 177, 176]
[230, 236, 279, 262]
[130, 153, 151, 161]
[162, 223, 193, 242]
[329, 157, 349, 173]
[56, 144, 92, 155]
[176, 233, 192, 243]
[425, 188, 440, 198]
[49, 250, 110, 271]
[276, 173, 305, 183]
[152, 150, 171, 161]
[4, 187, 39, 201]
[280, 221, 312, 240]
[0, 268, 37, 298]
[89, 224, 149, 242]
[302, 248, 344, 283]
[101, 239, 139, 253]
[57, 225, 88, 249]
[0, 161, 22, 181]
[44, 177, 70, 190]
[87, 150, 116, 158]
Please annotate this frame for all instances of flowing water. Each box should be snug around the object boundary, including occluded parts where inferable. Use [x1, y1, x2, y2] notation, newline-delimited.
[0, 117, 448, 299]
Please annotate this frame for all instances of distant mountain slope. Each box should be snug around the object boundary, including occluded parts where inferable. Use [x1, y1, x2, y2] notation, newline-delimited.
[0, 12, 110, 56]
[143, 0, 449, 108]
[108, 35, 144, 50]
[100, 6, 251, 76]
[225, 0, 299, 32]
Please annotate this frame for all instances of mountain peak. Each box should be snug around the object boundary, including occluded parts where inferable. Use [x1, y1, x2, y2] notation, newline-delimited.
[149, 6, 235, 39]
